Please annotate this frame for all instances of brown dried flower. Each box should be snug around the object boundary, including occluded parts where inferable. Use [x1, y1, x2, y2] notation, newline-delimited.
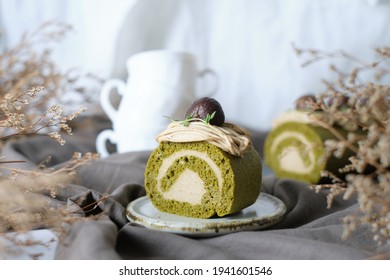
[0, 86, 87, 145]
[295, 44, 390, 245]
[0, 21, 103, 258]
[0, 20, 102, 122]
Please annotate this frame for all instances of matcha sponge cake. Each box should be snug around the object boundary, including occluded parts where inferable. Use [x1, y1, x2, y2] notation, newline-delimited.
[144, 97, 263, 218]
[264, 95, 354, 184]
[264, 117, 336, 183]
[145, 141, 262, 218]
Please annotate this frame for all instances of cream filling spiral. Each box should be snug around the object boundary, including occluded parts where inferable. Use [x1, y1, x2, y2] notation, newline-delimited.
[270, 131, 317, 174]
[156, 120, 252, 157]
[156, 150, 223, 205]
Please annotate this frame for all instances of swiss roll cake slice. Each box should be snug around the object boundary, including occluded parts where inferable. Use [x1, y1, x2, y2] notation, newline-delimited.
[264, 110, 352, 184]
[144, 141, 262, 218]
[264, 121, 333, 183]
[144, 97, 263, 218]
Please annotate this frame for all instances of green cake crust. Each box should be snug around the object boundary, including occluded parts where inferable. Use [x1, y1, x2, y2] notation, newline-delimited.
[144, 141, 262, 218]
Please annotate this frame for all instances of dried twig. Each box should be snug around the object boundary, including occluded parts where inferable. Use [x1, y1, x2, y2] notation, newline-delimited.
[0, 21, 104, 258]
[295, 44, 390, 246]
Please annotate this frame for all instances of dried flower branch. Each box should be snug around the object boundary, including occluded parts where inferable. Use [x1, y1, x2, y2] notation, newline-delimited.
[295, 44, 390, 246]
[0, 152, 105, 259]
[0, 20, 103, 119]
[0, 153, 99, 230]
[0, 21, 104, 258]
[0, 86, 87, 146]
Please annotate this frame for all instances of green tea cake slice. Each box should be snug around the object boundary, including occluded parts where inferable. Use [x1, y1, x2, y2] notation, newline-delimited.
[264, 121, 331, 183]
[264, 117, 353, 184]
[144, 141, 262, 218]
[144, 97, 263, 219]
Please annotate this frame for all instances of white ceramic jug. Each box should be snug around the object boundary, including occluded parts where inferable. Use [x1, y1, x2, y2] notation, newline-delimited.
[96, 50, 217, 157]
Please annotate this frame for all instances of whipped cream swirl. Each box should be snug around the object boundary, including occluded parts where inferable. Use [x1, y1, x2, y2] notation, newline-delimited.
[156, 120, 252, 157]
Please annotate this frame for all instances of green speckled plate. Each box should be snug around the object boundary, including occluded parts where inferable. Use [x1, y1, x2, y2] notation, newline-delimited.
[126, 193, 286, 237]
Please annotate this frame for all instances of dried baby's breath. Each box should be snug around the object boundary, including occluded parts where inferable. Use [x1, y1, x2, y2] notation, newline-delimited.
[0, 152, 103, 258]
[0, 21, 103, 258]
[295, 44, 390, 246]
[0, 20, 103, 120]
[0, 86, 88, 145]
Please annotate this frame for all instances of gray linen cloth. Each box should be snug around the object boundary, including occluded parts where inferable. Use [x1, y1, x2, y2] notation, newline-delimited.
[1, 116, 387, 259]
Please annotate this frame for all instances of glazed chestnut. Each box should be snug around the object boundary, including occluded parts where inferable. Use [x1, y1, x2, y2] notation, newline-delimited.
[294, 94, 317, 111]
[185, 97, 225, 126]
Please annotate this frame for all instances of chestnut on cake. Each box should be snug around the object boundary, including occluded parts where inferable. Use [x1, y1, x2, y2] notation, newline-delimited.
[144, 97, 263, 218]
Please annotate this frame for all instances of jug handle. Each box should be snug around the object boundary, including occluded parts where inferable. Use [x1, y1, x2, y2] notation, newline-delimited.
[198, 69, 219, 97]
[96, 129, 117, 158]
[100, 79, 127, 122]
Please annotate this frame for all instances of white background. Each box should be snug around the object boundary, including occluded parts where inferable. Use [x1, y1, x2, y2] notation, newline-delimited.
[1, 0, 389, 131]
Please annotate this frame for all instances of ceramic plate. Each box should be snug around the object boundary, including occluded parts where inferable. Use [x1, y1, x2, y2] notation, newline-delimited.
[126, 193, 286, 237]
